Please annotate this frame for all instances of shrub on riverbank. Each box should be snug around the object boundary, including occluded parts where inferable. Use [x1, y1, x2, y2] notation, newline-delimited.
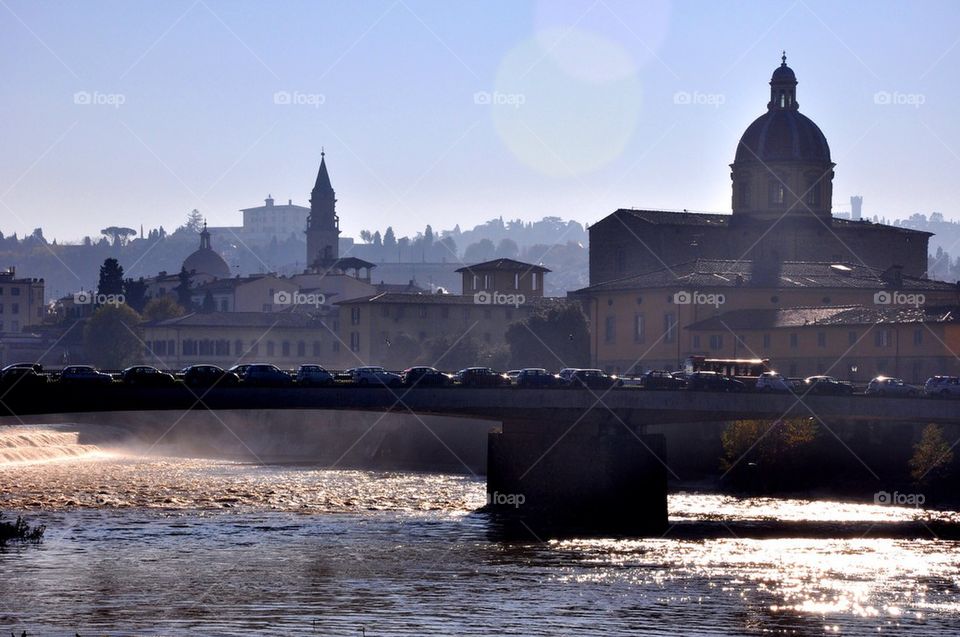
[0, 513, 45, 546]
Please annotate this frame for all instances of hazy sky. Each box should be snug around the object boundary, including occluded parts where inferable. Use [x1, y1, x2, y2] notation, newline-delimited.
[2, 0, 958, 242]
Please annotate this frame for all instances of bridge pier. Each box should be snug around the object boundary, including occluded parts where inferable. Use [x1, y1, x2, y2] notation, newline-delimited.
[485, 418, 668, 538]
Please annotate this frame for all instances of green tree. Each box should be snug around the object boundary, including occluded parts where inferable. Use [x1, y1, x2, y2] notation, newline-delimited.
[175, 267, 193, 309]
[383, 227, 397, 249]
[83, 304, 143, 368]
[909, 424, 954, 484]
[505, 301, 589, 369]
[97, 258, 124, 298]
[142, 296, 185, 322]
[184, 209, 204, 233]
[123, 278, 148, 312]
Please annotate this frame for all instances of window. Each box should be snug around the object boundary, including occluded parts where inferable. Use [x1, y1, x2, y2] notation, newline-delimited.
[709, 334, 723, 350]
[313, 341, 322, 356]
[762, 333, 771, 349]
[913, 329, 923, 346]
[472, 274, 479, 289]
[11, 288, 19, 296]
[634, 313, 645, 343]
[220, 299, 228, 312]
[215, 340, 229, 356]
[234, 340, 243, 356]
[604, 316, 616, 343]
[514, 273, 520, 290]
[664, 312, 677, 343]
[350, 332, 360, 352]
[817, 332, 826, 348]
[351, 307, 361, 325]
[483, 274, 492, 289]
[267, 341, 275, 356]
[875, 330, 892, 347]
[282, 341, 291, 356]
[789, 333, 798, 348]
[692, 334, 701, 349]
[297, 341, 306, 357]
[768, 180, 786, 205]
[848, 331, 858, 346]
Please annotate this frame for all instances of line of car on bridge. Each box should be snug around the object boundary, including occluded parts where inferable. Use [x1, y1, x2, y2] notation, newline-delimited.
[1, 362, 959, 398]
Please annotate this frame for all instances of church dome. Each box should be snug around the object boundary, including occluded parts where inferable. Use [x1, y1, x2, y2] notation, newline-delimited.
[183, 224, 231, 279]
[734, 54, 830, 164]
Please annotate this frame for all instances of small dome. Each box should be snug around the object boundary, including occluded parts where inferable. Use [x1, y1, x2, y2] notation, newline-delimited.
[771, 63, 796, 82]
[735, 109, 831, 163]
[183, 224, 231, 278]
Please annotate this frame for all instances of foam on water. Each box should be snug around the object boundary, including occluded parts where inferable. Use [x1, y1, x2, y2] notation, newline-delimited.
[0, 425, 107, 465]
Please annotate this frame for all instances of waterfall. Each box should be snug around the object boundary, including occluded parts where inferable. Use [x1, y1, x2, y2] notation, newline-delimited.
[0, 426, 104, 465]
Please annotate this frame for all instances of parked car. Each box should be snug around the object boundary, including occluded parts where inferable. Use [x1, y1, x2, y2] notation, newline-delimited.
[227, 364, 252, 379]
[565, 369, 621, 390]
[556, 368, 579, 384]
[348, 366, 402, 387]
[120, 365, 176, 386]
[244, 364, 293, 387]
[295, 364, 335, 387]
[504, 370, 522, 385]
[865, 376, 920, 397]
[516, 368, 561, 388]
[0, 363, 46, 389]
[686, 371, 745, 392]
[180, 365, 240, 388]
[755, 371, 796, 393]
[924, 376, 960, 398]
[802, 375, 854, 395]
[456, 367, 507, 387]
[58, 365, 113, 385]
[641, 370, 687, 390]
[402, 366, 450, 387]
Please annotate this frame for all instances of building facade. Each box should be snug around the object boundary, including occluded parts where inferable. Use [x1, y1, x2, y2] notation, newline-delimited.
[0, 267, 45, 333]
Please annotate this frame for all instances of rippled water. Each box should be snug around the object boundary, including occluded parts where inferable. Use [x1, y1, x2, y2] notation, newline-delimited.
[2, 426, 960, 636]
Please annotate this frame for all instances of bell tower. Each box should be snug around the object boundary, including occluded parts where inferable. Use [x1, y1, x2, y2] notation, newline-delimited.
[306, 150, 341, 268]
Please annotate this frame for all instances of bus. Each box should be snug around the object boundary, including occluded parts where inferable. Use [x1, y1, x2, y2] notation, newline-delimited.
[684, 356, 771, 381]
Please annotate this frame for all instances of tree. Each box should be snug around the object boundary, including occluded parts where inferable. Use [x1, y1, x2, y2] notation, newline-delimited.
[372, 231, 382, 247]
[83, 304, 143, 369]
[720, 418, 820, 491]
[201, 291, 216, 313]
[184, 209, 204, 233]
[909, 424, 954, 484]
[142, 296, 185, 322]
[383, 227, 397, 250]
[175, 267, 193, 309]
[97, 258, 125, 298]
[123, 278, 148, 312]
[360, 230, 373, 244]
[495, 238, 520, 259]
[424, 225, 434, 246]
[100, 226, 137, 247]
[464, 239, 495, 262]
[505, 301, 589, 368]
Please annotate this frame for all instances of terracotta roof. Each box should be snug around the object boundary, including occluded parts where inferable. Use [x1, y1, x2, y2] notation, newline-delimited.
[455, 258, 550, 274]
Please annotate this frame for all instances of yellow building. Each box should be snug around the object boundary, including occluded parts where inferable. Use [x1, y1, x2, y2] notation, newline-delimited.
[190, 275, 299, 313]
[571, 259, 959, 374]
[686, 305, 960, 384]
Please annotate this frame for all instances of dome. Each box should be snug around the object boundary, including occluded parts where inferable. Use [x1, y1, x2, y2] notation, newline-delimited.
[183, 225, 231, 279]
[734, 109, 831, 163]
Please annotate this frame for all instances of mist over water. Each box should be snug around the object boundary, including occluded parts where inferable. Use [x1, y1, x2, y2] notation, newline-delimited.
[2, 425, 960, 636]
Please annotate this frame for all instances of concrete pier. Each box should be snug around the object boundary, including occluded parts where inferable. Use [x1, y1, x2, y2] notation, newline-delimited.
[486, 418, 668, 537]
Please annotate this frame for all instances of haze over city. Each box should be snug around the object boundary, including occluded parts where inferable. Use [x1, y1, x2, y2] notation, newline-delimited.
[3, 0, 959, 241]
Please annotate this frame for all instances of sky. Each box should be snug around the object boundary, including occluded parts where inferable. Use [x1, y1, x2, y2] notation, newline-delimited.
[1, 0, 959, 243]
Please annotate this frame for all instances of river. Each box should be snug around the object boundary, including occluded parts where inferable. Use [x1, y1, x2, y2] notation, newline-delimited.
[1, 424, 959, 636]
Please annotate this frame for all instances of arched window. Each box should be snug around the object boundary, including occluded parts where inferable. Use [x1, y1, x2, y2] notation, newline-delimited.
[768, 180, 786, 205]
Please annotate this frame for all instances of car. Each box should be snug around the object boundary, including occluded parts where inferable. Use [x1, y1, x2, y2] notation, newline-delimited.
[227, 364, 252, 378]
[120, 365, 176, 386]
[516, 368, 560, 388]
[504, 370, 522, 385]
[0, 363, 47, 389]
[456, 367, 507, 388]
[295, 364, 335, 387]
[565, 368, 621, 390]
[686, 371, 745, 392]
[865, 376, 919, 397]
[180, 365, 240, 388]
[802, 375, 854, 395]
[243, 364, 294, 387]
[755, 371, 796, 393]
[348, 366, 402, 387]
[924, 376, 960, 398]
[556, 368, 579, 383]
[641, 370, 687, 390]
[58, 365, 113, 385]
[401, 366, 450, 387]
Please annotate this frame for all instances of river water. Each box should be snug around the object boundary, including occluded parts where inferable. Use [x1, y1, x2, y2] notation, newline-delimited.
[1, 425, 959, 636]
